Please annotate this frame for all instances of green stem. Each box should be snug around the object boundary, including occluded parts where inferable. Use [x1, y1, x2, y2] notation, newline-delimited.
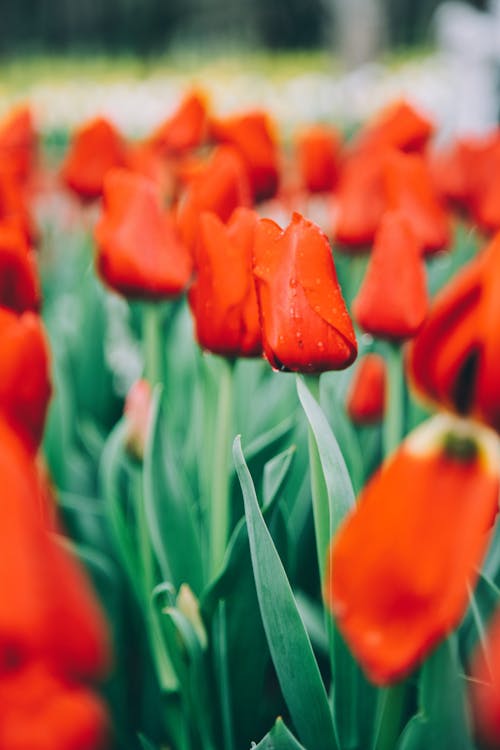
[209, 357, 234, 579]
[383, 342, 404, 459]
[372, 682, 409, 750]
[215, 600, 235, 750]
[142, 303, 164, 386]
[304, 374, 330, 587]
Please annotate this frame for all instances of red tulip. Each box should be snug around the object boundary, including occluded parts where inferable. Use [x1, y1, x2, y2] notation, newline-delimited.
[0, 308, 51, 452]
[95, 168, 192, 299]
[383, 150, 450, 254]
[332, 148, 387, 248]
[353, 211, 428, 340]
[253, 212, 357, 372]
[0, 419, 109, 678]
[210, 110, 280, 201]
[0, 660, 108, 750]
[326, 414, 500, 685]
[295, 124, 341, 193]
[149, 89, 209, 155]
[346, 352, 386, 424]
[0, 166, 36, 244]
[0, 219, 40, 313]
[352, 99, 434, 155]
[0, 105, 37, 183]
[61, 117, 128, 201]
[176, 145, 251, 250]
[189, 208, 262, 357]
[471, 609, 500, 746]
[408, 231, 500, 432]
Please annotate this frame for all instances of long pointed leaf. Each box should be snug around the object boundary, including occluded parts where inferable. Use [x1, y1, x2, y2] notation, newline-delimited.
[233, 436, 337, 750]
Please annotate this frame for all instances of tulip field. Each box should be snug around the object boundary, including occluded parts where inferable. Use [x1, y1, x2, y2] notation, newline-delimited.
[3, 68, 500, 750]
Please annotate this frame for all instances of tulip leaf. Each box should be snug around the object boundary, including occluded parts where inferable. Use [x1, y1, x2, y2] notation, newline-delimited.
[252, 717, 307, 749]
[296, 375, 355, 540]
[138, 735, 158, 750]
[296, 376, 377, 750]
[233, 436, 338, 750]
[143, 386, 204, 595]
[399, 636, 473, 750]
[201, 447, 296, 748]
[100, 419, 142, 598]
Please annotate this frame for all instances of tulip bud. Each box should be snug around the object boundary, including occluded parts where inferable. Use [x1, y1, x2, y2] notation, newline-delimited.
[124, 379, 152, 461]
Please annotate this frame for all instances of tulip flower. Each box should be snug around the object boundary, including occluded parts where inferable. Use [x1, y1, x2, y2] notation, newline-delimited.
[0, 219, 40, 313]
[353, 211, 428, 340]
[408, 231, 500, 432]
[383, 150, 450, 254]
[0, 417, 109, 677]
[0, 166, 36, 243]
[95, 168, 192, 299]
[61, 117, 129, 201]
[295, 124, 341, 194]
[0, 660, 108, 750]
[210, 110, 280, 201]
[0, 308, 51, 452]
[332, 148, 388, 248]
[0, 105, 37, 183]
[471, 609, 500, 746]
[326, 413, 500, 685]
[346, 352, 386, 424]
[352, 99, 434, 155]
[189, 208, 262, 358]
[253, 211, 357, 373]
[176, 145, 252, 250]
[148, 89, 209, 156]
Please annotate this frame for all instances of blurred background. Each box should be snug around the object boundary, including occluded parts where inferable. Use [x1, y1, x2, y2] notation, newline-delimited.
[0, 0, 498, 143]
[0, 0, 489, 59]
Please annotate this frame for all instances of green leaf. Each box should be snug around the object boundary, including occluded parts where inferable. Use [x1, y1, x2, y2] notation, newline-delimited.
[296, 376, 355, 540]
[143, 386, 204, 594]
[233, 436, 338, 750]
[399, 637, 473, 750]
[201, 447, 296, 749]
[296, 376, 375, 750]
[99, 420, 141, 598]
[252, 718, 307, 750]
[137, 734, 158, 750]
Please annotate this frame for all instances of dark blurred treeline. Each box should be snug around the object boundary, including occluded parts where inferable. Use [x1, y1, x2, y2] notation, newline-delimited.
[0, 0, 489, 57]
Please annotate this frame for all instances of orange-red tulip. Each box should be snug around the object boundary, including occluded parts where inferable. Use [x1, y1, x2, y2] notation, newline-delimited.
[353, 211, 428, 340]
[327, 414, 500, 685]
[295, 124, 341, 193]
[253, 212, 357, 372]
[383, 150, 450, 254]
[408, 231, 500, 432]
[332, 149, 387, 248]
[346, 352, 386, 424]
[0, 660, 108, 750]
[95, 168, 192, 299]
[210, 110, 280, 201]
[61, 117, 128, 201]
[149, 89, 209, 156]
[0, 219, 40, 313]
[352, 99, 434, 155]
[0, 419, 109, 678]
[176, 145, 252, 250]
[471, 609, 500, 746]
[0, 166, 36, 243]
[0, 308, 51, 452]
[0, 105, 37, 183]
[189, 208, 262, 358]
